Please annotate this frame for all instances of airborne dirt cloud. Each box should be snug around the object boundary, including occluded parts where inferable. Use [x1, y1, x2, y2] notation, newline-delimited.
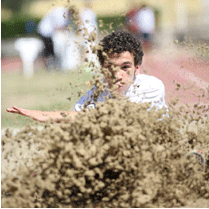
[1, 99, 209, 208]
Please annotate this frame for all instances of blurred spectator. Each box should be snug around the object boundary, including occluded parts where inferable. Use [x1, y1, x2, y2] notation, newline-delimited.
[79, 1, 98, 36]
[125, 2, 140, 35]
[79, 1, 98, 67]
[134, 4, 156, 50]
[37, 7, 74, 71]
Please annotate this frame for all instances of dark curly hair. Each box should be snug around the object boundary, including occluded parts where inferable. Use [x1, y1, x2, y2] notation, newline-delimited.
[97, 30, 144, 66]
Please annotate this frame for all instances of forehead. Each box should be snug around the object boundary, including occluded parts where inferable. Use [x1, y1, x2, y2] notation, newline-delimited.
[104, 51, 134, 64]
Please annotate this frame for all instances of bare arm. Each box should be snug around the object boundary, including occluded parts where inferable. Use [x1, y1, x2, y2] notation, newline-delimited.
[6, 106, 78, 123]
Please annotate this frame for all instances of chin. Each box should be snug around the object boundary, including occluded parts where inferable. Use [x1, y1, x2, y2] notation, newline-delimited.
[116, 86, 126, 95]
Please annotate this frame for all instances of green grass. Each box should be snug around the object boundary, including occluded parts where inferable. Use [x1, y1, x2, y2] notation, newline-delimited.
[1, 69, 93, 128]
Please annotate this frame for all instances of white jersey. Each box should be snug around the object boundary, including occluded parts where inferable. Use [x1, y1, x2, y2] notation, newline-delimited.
[37, 7, 70, 37]
[74, 74, 167, 111]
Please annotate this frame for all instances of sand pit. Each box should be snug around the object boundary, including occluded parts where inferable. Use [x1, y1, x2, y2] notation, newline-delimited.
[1, 99, 209, 208]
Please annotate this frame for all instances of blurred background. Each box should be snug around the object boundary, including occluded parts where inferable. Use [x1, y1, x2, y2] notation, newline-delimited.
[2, 0, 209, 128]
[2, 0, 209, 51]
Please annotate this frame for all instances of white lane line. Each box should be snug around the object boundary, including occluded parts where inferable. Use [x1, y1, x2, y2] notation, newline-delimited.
[172, 62, 209, 89]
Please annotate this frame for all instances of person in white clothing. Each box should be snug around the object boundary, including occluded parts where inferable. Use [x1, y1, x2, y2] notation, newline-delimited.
[75, 31, 166, 111]
[79, 3, 98, 36]
[134, 4, 156, 50]
[37, 7, 74, 70]
[6, 31, 167, 122]
[79, 1, 98, 65]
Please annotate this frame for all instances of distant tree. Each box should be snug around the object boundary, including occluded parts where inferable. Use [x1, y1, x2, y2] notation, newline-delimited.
[2, 0, 31, 12]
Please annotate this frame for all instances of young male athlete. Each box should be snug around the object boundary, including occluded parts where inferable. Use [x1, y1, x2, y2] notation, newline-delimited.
[6, 31, 167, 122]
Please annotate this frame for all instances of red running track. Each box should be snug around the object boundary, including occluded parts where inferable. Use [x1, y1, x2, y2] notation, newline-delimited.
[142, 51, 209, 106]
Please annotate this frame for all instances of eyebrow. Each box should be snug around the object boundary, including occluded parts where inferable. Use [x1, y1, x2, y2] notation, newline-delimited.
[106, 61, 132, 66]
[122, 62, 132, 65]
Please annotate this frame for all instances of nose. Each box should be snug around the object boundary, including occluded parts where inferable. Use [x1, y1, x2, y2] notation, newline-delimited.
[115, 69, 123, 80]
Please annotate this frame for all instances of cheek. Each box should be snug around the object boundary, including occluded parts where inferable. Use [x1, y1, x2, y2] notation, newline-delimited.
[124, 72, 134, 82]
[102, 70, 111, 79]
[104, 73, 113, 86]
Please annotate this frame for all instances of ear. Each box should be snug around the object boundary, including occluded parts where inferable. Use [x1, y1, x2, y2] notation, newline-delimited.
[134, 65, 140, 76]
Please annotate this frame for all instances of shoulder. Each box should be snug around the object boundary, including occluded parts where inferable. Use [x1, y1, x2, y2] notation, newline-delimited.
[134, 74, 165, 93]
[74, 86, 110, 111]
[127, 74, 167, 110]
[74, 88, 95, 111]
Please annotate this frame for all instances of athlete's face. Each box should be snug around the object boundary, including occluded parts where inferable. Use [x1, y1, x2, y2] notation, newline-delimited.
[103, 51, 140, 94]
